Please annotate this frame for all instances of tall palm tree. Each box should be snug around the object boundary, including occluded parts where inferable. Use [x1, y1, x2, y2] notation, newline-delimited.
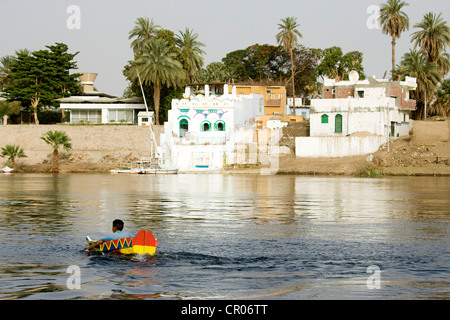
[276, 17, 303, 108]
[397, 50, 441, 119]
[133, 38, 185, 125]
[176, 28, 206, 83]
[41, 130, 72, 173]
[411, 12, 450, 74]
[379, 0, 410, 77]
[128, 17, 161, 56]
[0, 144, 26, 171]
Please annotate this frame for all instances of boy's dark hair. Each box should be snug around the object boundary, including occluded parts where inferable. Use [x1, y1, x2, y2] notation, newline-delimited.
[113, 219, 124, 231]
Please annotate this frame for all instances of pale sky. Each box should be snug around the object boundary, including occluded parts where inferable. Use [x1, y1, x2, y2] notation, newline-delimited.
[1, 0, 449, 97]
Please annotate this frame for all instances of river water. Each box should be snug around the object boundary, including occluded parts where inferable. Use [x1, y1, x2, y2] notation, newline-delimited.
[0, 173, 448, 300]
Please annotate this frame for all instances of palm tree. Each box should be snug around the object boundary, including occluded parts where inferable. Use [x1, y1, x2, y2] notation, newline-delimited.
[411, 12, 450, 74]
[276, 17, 303, 108]
[0, 55, 17, 90]
[431, 79, 450, 117]
[128, 17, 161, 55]
[379, 0, 410, 77]
[133, 38, 185, 125]
[0, 144, 26, 171]
[41, 130, 72, 173]
[397, 50, 441, 119]
[176, 28, 206, 83]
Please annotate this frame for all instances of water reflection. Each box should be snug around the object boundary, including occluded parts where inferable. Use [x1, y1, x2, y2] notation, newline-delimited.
[0, 174, 448, 299]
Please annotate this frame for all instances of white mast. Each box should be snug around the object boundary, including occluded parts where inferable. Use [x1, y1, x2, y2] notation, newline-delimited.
[136, 68, 159, 158]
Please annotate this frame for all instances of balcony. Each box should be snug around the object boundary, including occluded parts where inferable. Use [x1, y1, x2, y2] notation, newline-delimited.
[265, 99, 281, 107]
[400, 99, 416, 111]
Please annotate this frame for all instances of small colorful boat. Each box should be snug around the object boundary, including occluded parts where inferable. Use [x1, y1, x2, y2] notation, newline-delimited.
[86, 230, 157, 255]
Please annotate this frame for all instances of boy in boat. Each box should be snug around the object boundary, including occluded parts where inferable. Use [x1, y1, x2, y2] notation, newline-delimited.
[84, 219, 134, 253]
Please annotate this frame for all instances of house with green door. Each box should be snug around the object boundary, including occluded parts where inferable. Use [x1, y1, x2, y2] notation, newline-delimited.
[310, 73, 417, 138]
[294, 73, 417, 158]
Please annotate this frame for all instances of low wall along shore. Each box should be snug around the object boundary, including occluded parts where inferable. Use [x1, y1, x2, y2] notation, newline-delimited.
[0, 125, 164, 172]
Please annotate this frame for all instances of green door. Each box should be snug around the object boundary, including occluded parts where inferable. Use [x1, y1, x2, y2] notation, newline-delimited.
[335, 114, 343, 133]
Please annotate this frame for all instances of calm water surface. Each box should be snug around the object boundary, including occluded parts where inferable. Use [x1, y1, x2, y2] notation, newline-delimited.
[0, 173, 448, 300]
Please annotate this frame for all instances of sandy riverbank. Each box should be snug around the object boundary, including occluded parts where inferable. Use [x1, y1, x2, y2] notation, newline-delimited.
[1, 120, 449, 176]
[0, 124, 163, 173]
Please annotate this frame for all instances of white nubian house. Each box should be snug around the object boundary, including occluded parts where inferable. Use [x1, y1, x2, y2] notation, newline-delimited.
[158, 83, 264, 171]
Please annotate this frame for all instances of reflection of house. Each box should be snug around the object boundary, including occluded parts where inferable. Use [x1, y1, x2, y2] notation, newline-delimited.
[58, 73, 146, 124]
[159, 83, 264, 171]
[310, 75, 417, 137]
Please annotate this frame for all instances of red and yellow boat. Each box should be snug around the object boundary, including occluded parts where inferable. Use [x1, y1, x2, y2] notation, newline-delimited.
[86, 230, 157, 255]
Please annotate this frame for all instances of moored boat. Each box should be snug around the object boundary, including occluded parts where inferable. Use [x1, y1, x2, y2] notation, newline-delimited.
[2, 166, 13, 174]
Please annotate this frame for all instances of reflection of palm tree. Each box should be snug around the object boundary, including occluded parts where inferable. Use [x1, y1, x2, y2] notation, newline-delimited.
[397, 50, 441, 119]
[128, 17, 161, 55]
[41, 130, 72, 173]
[176, 28, 206, 83]
[411, 12, 450, 76]
[276, 17, 302, 108]
[379, 0, 410, 77]
[1, 144, 26, 171]
[133, 39, 185, 125]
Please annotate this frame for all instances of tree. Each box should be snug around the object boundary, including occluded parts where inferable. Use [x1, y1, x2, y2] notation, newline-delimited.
[176, 28, 206, 83]
[317, 46, 366, 81]
[0, 144, 26, 171]
[431, 78, 450, 117]
[276, 17, 303, 107]
[0, 55, 17, 91]
[40, 130, 72, 173]
[396, 50, 441, 119]
[3, 43, 80, 124]
[132, 38, 185, 125]
[129, 17, 161, 56]
[0, 100, 20, 125]
[197, 62, 230, 83]
[222, 48, 252, 82]
[411, 12, 450, 76]
[379, 0, 410, 77]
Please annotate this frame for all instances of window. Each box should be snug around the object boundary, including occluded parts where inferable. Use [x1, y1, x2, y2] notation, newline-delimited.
[321, 114, 328, 124]
[109, 109, 133, 123]
[179, 118, 189, 137]
[215, 121, 225, 131]
[72, 109, 101, 124]
[357, 90, 365, 98]
[335, 114, 343, 133]
[201, 120, 211, 132]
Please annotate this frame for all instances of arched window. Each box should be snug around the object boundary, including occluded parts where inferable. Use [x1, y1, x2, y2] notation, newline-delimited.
[215, 120, 225, 131]
[321, 114, 328, 124]
[335, 114, 343, 133]
[179, 118, 189, 137]
[201, 120, 211, 132]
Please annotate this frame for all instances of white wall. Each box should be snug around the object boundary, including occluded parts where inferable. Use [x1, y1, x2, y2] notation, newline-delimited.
[310, 97, 398, 137]
[295, 135, 385, 158]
